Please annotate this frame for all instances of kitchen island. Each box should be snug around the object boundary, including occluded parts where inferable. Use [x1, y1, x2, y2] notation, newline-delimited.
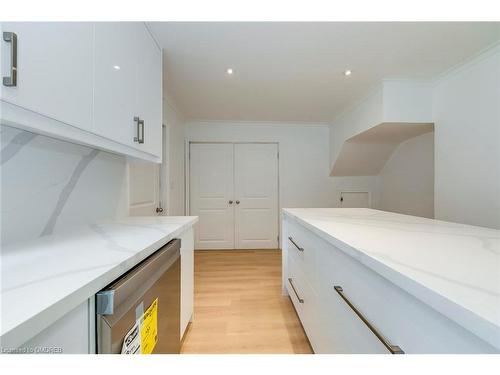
[282, 208, 499, 354]
[1, 216, 198, 353]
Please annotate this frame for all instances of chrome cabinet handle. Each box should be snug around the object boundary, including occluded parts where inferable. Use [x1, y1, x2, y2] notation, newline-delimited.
[3, 32, 18, 87]
[228, 200, 233, 204]
[334, 286, 404, 354]
[133, 116, 144, 144]
[288, 237, 304, 252]
[288, 278, 304, 303]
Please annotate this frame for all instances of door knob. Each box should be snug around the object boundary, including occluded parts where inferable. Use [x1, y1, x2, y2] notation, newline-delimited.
[229, 200, 233, 204]
[156, 207, 164, 213]
[235, 200, 240, 204]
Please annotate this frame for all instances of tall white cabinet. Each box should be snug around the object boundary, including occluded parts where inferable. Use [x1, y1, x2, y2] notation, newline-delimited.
[1, 22, 162, 162]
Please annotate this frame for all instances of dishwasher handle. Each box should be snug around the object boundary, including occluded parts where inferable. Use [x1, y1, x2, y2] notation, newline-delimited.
[96, 290, 115, 315]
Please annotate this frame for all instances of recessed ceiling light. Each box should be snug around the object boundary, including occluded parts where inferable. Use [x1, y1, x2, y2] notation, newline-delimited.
[226, 68, 234, 75]
[113, 65, 121, 70]
[344, 69, 352, 77]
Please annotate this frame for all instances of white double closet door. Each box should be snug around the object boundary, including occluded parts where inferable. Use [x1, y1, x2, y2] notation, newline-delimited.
[190, 143, 279, 250]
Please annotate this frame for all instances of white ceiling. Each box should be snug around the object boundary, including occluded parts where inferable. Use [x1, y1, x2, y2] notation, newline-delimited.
[147, 22, 499, 123]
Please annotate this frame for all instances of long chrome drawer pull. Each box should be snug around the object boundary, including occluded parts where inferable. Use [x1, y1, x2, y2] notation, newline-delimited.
[3, 32, 18, 87]
[334, 286, 404, 354]
[288, 236, 304, 252]
[288, 278, 304, 303]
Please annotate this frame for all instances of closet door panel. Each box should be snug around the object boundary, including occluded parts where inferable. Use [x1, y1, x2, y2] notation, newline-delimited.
[189, 143, 235, 249]
[234, 143, 279, 249]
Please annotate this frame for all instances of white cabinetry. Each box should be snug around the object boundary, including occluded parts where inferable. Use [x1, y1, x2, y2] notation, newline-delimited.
[93, 22, 139, 148]
[180, 228, 195, 339]
[93, 23, 161, 157]
[135, 25, 162, 156]
[0, 22, 94, 132]
[18, 300, 93, 354]
[1, 22, 162, 162]
[283, 216, 498, 354]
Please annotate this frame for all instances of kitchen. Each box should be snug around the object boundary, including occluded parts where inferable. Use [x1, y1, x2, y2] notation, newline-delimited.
[1, 3, 499, 373]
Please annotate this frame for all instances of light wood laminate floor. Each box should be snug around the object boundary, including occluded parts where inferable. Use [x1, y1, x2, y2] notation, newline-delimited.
[180, 249, 313, 354]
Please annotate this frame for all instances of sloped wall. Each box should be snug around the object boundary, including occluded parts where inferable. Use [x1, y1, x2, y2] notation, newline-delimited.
[377, 132, 434, 218]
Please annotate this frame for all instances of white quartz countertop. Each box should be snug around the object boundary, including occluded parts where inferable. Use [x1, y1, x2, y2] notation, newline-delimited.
[283, 208, 500, 350]
[0, 216, 198, 349]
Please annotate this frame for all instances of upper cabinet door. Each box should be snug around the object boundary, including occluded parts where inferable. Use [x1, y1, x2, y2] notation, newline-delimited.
[135, 26, 162, 157]
[0, 22, 94, 131]
[94, 23, 162, 158]
[93, 22, 141, 147]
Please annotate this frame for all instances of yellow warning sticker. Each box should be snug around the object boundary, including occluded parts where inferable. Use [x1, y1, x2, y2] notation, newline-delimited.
[140, 298, 158, 354]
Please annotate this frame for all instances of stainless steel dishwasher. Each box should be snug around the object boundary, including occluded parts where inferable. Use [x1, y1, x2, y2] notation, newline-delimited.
[96, 239, 181, 354]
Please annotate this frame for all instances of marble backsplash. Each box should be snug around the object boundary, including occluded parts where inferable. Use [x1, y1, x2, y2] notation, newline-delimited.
[0, 125, 128, 246]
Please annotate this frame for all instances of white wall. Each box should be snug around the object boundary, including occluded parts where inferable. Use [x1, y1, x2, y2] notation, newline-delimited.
[328, 46, 499, 228]
[1, 125, 128, 245]
[433, 46, 500, 229]
[382, 80, 433, 123]
[329, 87, 383, 170]
[377, 132, 434, 218]
[186, 121, 338, 209]
[329, 81, 433, 172]
[163, 99, 186, 215]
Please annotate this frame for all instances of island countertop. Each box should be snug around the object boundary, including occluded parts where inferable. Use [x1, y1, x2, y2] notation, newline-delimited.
[0, 215, 198, 349]
[282, 208, 500, 350]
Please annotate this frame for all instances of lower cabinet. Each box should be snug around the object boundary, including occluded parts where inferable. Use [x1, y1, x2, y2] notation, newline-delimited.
[19, 300, 93, 354]
[286, 254, 321, 346]
[283, 217, 498, 354]
[180, 228, 195, 339]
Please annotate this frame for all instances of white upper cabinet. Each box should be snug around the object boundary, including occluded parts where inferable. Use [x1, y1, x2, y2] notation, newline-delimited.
[93, 22, 139, 148]
[0, 22, 94, 132]
[1, 22, 162, 162]
[94, 23, 162, 158]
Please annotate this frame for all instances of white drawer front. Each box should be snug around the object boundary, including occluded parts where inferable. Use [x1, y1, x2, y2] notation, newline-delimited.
[315, 284, 390, 354]
[287, 220, 317, 290]
[314, 234, 497, 354]
[286, 253, 320, 352]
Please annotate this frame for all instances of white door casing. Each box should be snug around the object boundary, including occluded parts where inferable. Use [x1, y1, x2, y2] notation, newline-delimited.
[128, 126, 168, 217]
[128, 161, 160, 216]
[189, 143, 235, 249]
[234, 143, 279, 249]
[189, 142, 279, 250]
